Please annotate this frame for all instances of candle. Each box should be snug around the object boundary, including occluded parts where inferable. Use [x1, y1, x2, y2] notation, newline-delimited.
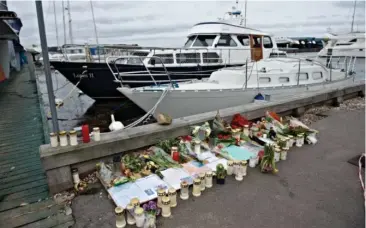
[194, 140, 201, 154]
[299, 133, 305, 145]
[71, 168, 80, 185]
[161, 196, 171, 218]
[81, 125, 90, 143]
[171, 146, 178, 157]
[227, 160, 234, 175]
[192, 178, 201, 197]
[249, 156, 257, 168]
[243, 125, 249, 136]
[288, 135, 294, 147]
[281, 147, 289, 160]
[130, 198, 140, 207]
[168, 187, 177, 207]
[205, 171, 213, 188]
[50, 132, 58, 147]
[93, 127, 100, 141]
[172, 151, 180, 162]
[69, 130, 78, 146]
[199, 173, 206, 191]
[134, 207, 145, 227]
[157, 188, 165, 208]
[274, 147, 281, 162]
[235, 161, 244, 181]
[126, 203, 136, 225]
[241, 160, 248, 176]
[296, 134, 303, 147]
[59, 131, 68, 146]
[233, 160, 239, 175]
[115, 206, 126, 228]
[180, 181, 189, 200]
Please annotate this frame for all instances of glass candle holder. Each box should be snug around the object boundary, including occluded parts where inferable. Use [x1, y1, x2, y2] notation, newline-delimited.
[194, 140, 201, 154]
[157, 188, 165, 208]
[115, 206, 126, 228]
[59, 131, 68, 146]
[93, 127, 100, 141]
[134, 207, 145, 227]
[281, 147, 289, 160]
[299, 133, 305, 145]
[241, 160, 248, 176]
[161, 196, 171, 218]
[296, 134, 303, 147]
[180, 181, 189, 200]
[69, 130, 78, 146]
[243, 125, 249, 137]
[274, 148, 281, 162]
[50, 132, 58, 147]
[249, 156, 257, 168]
[170, 146, 178, 157]
[130, 198, 140, 208]
[288, 135, 294, 147]
[192, 178, 201, 197]
[205, 171, 213, 188]
[199, 173, 205, 191]
[71, 168, 80, 184]
[227, 160, 234, 175]
[126, 203, 136, 225]
[168, 187, 177, 207]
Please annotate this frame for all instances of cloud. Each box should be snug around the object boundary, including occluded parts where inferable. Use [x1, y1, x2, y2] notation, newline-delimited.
[5, 0, 366, 48]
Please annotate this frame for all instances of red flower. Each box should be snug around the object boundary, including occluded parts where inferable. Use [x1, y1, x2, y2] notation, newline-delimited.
[217, 144, 223, 149]
[230, 114, 250, 129]
[181, 135, 192, 142]
[258, 150, 264, 159]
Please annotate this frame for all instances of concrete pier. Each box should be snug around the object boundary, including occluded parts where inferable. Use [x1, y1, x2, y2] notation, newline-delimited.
[39, 82, 365, 193]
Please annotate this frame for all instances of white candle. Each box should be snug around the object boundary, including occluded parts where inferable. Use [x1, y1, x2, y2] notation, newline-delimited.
[296, 135, 303, 147]
[93, 127, 100, 141]
[249, 157, 257, 168]
[72, 168, 80, 185]
[161, 196, 171, 218]
[235, 161, 244, 181]
[168, 187, 177, 207]
[134, 207, 145, 227]
[115, 206, 126, 228]
[274, 148, 281, 162]
[241, 160, 248, 176]
[130, 198, 140, 208]
[194, 142, 201, 154]
[126, 204, 136, 225]
[157, 188, 165, 208]
[59, 131, 68, 146]
[50, 132, 58, 147]
[192, 178, 201, 197]
[280, 147, 289, 160]
[205, 171, 213, 188]
[180, 181, 189, 200]
[243, 125, 249, 136]
[227, 160, 234, 175]
[199, 173, 205, 191]
[69, 130, 78, 146]
[233, 161, 239, 175]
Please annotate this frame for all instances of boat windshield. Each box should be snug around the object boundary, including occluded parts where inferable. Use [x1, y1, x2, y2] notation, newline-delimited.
[184, 36, 196, 48]
[192, 35, 217, 47]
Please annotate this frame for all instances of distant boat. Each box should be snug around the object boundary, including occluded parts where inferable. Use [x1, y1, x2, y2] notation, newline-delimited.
[118, 56, 357, 119]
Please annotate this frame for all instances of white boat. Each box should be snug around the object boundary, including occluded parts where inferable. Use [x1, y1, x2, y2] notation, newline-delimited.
[318, 32, 365, 58]
[118, 57, 356, 119]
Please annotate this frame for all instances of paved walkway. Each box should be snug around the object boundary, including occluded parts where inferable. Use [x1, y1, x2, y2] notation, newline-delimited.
[72, 109, 365, 228]
[0, 65, 74, 227]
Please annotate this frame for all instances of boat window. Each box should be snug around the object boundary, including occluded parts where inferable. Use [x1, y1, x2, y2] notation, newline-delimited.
[349, 39, 357, 43]
[217, 35, 237, 47]
[259, 77, 271, 83]
[237, 35, 250, 46]
[202, 52, 221, 63]
[263, 36, 273, 48]
[192, 35, 216, 47]
[148, 54, 174, 64]
[297, 73, 309, 80]
[252, 36, 262, 48]
[312, 72, 323, 80]
[176, 53, 200, 64]
[184, 36, 196, 48]
[279, 77, 290, 83]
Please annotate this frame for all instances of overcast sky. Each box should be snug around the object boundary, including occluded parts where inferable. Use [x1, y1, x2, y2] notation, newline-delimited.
[6, 0, 366, 48]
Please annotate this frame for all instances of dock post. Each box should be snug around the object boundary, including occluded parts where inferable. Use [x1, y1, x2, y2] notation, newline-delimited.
[35, 0, 59, 133]
[245, 59, 248, 89]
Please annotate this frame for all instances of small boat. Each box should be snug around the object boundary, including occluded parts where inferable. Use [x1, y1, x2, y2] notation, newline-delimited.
[50, 4, 285, 100]
[118, 56, 357, 119]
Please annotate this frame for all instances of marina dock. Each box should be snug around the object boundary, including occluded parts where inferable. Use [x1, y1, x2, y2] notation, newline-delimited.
[0, 64, 74, 227]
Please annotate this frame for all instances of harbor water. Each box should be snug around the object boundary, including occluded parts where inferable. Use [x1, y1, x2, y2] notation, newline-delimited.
[36, 55, 365, 132]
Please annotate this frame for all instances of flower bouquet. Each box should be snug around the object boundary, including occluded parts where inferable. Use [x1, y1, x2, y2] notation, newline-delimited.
[260, 144, 278, 174]
[143, 201, 160, 228]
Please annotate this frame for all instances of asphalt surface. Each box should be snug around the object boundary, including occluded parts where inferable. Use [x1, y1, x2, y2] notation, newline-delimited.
[71, 109, 365, 228]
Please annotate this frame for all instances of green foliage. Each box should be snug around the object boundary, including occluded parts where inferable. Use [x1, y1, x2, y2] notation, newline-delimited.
[216, 163, 227, 179]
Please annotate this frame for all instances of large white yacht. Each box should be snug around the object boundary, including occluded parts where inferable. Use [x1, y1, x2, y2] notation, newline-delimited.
[318, 32, 365, 58]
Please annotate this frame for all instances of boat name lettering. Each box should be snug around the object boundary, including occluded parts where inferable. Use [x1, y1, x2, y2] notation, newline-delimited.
[73, 73, 94, 78]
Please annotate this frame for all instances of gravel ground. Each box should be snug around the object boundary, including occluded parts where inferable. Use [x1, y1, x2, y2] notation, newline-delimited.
[299, 97, 365, 126]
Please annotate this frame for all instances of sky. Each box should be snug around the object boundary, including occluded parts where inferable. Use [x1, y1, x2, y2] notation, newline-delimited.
[5, 0, 366, 48]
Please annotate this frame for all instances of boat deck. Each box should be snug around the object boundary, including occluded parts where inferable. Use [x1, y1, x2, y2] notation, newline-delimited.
[0, 65, 74, 227]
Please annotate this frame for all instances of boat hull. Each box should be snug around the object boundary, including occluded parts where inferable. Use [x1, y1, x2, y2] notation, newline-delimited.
[50, 61, 240, 100]
[118, 77, 355, 119]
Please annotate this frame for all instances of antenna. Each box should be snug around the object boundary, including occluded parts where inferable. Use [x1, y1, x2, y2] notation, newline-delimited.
[351, 0, 356, 32]
[66, 0, 73, 44]
[244, 0, 247, 26]
[52, 1, 59, 47]
[62, 0, 66, 45]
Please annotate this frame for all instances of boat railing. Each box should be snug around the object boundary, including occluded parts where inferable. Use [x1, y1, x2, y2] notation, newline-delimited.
[106, 55, 174, 88]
